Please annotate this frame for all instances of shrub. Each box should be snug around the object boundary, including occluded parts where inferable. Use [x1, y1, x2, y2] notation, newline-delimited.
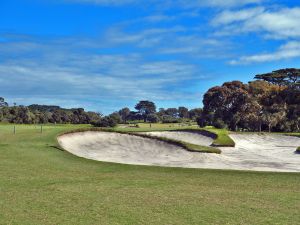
[212, 119, 227, 129]
[146, 114, 160, 123]
[162, 115, 180, 123]
[92, 116, 117, 127]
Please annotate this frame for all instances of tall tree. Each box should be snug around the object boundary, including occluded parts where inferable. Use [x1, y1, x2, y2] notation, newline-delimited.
[165, 108, 178, 118]
[0, 97, 8, 107]
[118, 107, 130, 123]
[255, 68, 300, 88]
[135, 100, 156, 122]
[202, 81, 249, 130]
[178, 107, 189, 118]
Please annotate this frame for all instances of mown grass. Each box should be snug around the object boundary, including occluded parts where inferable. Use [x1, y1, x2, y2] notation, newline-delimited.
[1, 124, 300, 225]
[203, 127, 235, 147]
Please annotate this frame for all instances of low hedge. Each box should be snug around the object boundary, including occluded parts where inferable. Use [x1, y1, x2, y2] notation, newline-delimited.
[58, 128, 221, 154]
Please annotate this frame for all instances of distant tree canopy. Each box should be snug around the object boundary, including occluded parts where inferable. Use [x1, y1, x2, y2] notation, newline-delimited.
[255, 68, 300, 87]
[200, 68, 300, 132]
[0, 100, 102, 125]
[0, 97, 8, 107]
[135, 100, 156, 122]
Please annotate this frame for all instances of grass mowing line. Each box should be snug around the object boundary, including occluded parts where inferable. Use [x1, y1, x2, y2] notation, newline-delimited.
[58, 128, 221, 154]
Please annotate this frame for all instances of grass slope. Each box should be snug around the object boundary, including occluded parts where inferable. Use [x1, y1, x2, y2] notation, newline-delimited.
[203, 127, 235, 147]
[0, 124, 300, 225]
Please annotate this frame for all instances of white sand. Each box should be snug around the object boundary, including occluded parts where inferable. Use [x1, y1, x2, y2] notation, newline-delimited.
[57, 131, 300, 172]
[142, 131, 213, 146]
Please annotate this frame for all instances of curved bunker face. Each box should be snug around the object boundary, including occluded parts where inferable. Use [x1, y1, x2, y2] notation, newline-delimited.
[57, 131, 300, 172]
[57, 131, 199, 166]
[142, 131, 213, 146]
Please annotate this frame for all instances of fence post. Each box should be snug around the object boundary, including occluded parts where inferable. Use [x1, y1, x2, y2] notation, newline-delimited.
[41, 125, 43, 134]
[13, 125, 16, 135]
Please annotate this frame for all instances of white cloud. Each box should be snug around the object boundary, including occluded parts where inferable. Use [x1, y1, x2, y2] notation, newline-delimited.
[229, 41, 300, 64]
[0, 34, 206, 112]
[213, 7, 300, 39]
[212, 7, 265, 25]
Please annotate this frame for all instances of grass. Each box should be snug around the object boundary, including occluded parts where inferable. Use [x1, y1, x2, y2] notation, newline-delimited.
[1, 124, 300, 224]
[202, 127, 235, 147]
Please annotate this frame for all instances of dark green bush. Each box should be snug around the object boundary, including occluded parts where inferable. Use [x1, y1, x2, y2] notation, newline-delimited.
[92, 116, 117, 127]
[212, 119, 227, 129]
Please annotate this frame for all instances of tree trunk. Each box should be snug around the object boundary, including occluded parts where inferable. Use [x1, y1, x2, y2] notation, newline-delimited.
[268, 124, 271, 132]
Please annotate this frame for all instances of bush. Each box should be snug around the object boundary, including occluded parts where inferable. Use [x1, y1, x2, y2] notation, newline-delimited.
[212, 119, 227, 129]
[196, 117, 207, 128]
[146, 114, 160, 123]
[161, 115, 180, 123]
[92, 116, 117, 127]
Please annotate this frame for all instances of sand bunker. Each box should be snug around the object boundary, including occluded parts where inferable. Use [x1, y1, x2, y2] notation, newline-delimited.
[58, 131, 300, 172]
[142, 131, 213, 146]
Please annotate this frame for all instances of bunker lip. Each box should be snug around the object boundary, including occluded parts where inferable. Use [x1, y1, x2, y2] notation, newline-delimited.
[57, 131, 300, 172]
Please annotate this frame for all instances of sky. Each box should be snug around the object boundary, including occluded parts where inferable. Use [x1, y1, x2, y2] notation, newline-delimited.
[0, 0, 300, 114]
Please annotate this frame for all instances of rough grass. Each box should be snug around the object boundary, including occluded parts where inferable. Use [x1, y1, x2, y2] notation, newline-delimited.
[59, 128, 221, 154]
[1, 124, 300, 225]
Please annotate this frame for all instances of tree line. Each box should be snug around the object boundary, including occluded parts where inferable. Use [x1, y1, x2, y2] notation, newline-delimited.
[199, 68, 300, 132]
[1, 68, 299, 131]
[93, 101, 202, 127]
[0, 102, 102, 124]
[0, 99, 200, 126]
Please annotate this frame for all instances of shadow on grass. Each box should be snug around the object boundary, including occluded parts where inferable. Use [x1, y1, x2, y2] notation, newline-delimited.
[48, 145, 64, 151]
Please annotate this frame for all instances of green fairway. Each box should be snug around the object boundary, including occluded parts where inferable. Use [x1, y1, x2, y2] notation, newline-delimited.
[0, 124, 300, 225]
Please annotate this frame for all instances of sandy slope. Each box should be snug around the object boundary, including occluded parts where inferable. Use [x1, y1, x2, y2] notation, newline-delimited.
[58, 131, 300, 172]
[142, 131, 213, 146]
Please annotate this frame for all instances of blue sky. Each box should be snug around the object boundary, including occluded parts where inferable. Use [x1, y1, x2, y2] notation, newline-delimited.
[0, 0, 299, 114]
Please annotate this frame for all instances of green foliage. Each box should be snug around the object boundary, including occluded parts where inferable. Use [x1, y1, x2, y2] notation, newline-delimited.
[135, 100, 156, 122]
[212, 119, 227, 129]
[92, 116, 118, 127]
[255, 68, 300, 87]
[202, 73, 300, 132]
[0, 97, 8, 107]
[146, 113, 160, 123]
[0, 101, 102, 124]
[161, 115, 180, 123]
[296, 146, 300, 153]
